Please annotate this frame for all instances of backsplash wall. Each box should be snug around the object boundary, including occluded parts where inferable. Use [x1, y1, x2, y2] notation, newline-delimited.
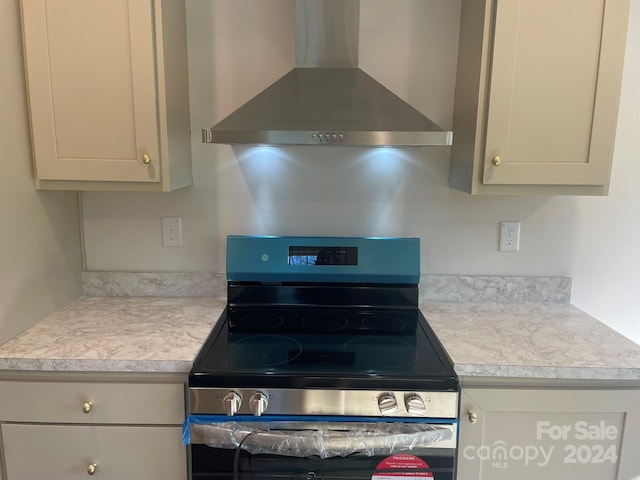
[81, 0, 579, 275]
[0, 0, 83, 344]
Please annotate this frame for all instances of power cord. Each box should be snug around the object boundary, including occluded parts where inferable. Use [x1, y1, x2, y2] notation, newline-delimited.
[233, 430, 258, 480]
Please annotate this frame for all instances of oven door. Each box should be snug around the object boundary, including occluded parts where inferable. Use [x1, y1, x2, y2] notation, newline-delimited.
[186, 417, 457, 480]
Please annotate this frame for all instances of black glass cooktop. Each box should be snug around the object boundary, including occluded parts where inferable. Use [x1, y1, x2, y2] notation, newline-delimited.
[190, 306, 458, 391]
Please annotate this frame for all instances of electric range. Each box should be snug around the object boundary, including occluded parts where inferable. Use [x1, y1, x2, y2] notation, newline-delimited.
[186, 236, 459, 480]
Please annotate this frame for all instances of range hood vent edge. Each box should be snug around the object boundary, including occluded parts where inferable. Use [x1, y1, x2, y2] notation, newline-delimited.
[202, 1, 452, 147]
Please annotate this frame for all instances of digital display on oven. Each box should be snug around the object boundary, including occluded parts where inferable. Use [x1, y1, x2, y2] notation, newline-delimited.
[288, 246, 358, 266]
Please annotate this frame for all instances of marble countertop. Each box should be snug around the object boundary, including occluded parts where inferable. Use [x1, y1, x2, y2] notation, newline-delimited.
[0, 297, 225, 373]
[1, 297, 639, 381]
[422, 302, 640, 381]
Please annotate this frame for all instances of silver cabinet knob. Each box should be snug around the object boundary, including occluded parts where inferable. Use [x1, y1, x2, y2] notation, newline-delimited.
[223, 391, 242, 416]
[377, 393, 399, 415]
[404, 393, 427, 415]
[468, 411, 478, 424]
[250, 391, 269, 416]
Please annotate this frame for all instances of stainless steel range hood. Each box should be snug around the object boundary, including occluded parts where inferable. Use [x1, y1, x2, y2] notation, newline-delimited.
[202, 0, 452, 147]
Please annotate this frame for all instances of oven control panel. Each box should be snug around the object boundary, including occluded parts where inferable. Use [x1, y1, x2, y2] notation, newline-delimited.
[226, 235, 420, 284]
[189, 388, 459, 419]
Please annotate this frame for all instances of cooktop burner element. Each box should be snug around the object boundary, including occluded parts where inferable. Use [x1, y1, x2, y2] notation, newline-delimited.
[301, 313, 348, 331]
[342, 335, 419, 369]
[361, 315, 407, 332]
[228, 335, 303, 367]
[235, 313, 284, 330]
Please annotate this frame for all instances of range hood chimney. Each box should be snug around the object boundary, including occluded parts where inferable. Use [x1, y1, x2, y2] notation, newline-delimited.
[202, 0, 452, 147]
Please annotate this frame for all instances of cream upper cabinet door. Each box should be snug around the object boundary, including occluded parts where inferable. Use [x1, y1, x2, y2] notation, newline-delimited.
[20, 0, 192, 191]
[450, 0, 630, 195]
[457, 388, 640, 480]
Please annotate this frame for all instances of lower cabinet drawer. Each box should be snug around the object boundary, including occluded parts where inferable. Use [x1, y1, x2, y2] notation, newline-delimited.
[0, 380, 184, 424]
[1, 424, 186, 480]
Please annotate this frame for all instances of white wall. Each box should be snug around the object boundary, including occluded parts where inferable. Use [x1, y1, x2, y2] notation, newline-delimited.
[78, 0, 640, 345]
[0, 0, 83, 344]
[0, 0, 635, 347]
[570, 0, 640, 346]
[82, 0, 578, 276]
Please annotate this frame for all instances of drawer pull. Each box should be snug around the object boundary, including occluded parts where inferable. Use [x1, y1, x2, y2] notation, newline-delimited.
[87, 463, 97, 475]
[468, 410, 478, 424]
[491, 156, 501, 166]
[82, 401, 93, 414]
[142, 154, 151, 165]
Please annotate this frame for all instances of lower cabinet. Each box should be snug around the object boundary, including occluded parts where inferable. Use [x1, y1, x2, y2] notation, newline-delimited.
[0, 374, 188, 480]
[2, 425, 185, 480]
[457, 388, 640, 480]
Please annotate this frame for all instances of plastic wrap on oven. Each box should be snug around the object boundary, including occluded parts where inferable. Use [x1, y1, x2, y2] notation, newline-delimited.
[191, 422, 453, 459]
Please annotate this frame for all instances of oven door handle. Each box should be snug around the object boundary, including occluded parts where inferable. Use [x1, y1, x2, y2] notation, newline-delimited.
[189, 421, 457, 459]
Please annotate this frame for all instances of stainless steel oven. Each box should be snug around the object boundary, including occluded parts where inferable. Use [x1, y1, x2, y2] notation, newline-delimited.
[185, 236, 459, 480]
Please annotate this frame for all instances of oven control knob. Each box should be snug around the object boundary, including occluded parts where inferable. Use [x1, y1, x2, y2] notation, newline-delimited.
[223, 391, 242, 416]
[377, 393, 399, 415]
[250, 391, 269, 416]
[404, 394, 427, 415]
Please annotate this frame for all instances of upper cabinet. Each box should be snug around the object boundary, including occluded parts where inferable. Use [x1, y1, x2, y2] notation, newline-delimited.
[20, 0, 192, 191]
[450, 0, 630, 195]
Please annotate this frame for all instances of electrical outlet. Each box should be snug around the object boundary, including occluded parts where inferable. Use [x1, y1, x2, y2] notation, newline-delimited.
[499, 221, 520, 252]
[162, 216, 182, 247]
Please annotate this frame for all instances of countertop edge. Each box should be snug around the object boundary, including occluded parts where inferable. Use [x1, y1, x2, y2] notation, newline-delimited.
[0, 358, 195, 373]
[453, 364, 640, 381]
[0, 296, 226, 375]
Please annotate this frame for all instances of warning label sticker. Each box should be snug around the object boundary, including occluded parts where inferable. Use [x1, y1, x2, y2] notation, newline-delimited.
[371, 454, 434, 480]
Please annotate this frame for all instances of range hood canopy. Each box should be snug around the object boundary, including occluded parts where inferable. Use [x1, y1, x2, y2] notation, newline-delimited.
[202, 0, 452, 147]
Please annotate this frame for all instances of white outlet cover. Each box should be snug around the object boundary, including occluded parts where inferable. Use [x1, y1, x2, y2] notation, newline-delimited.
[499, 221, 520, 252]
[162, 216, 182, 247]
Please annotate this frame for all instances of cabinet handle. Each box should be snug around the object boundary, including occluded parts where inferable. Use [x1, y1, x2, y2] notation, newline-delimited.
[142, 154, 151, 165]
[491, 156, 501, 166]
[87, 463, 97, 475]
[468, 411, 478, 424]
[82, 401, 93, 414]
